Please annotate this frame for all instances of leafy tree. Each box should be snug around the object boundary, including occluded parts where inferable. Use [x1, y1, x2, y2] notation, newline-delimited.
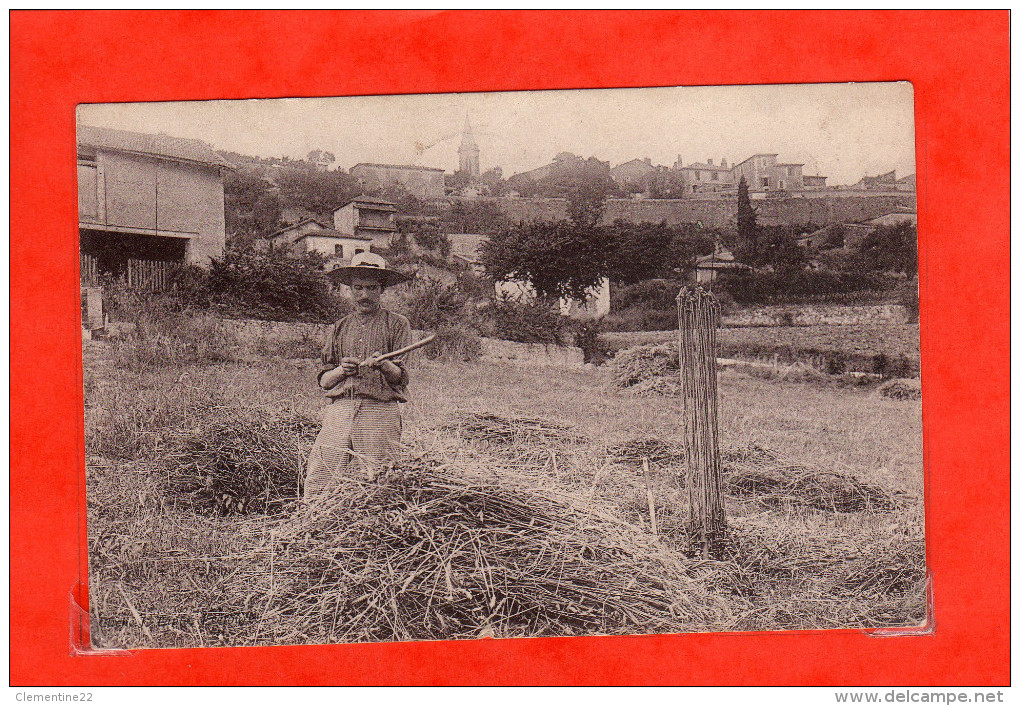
[605, 220, 715, 283]
[306, 149, 336, 168]
[564, 167, 614, 230]
[857, 223, 918, 274]
[755, 225, 808, 276]
[480, 167, 505, 196]
[642, 168, 686, 199]
[479, 220, 611, 301]
[223, 170, 283, 245]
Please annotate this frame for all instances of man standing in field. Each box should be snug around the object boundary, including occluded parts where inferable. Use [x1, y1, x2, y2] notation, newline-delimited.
[304, 252, 413, 500]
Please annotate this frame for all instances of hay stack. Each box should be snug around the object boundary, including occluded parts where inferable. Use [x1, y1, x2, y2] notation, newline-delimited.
[610, 342, 679, 389]
[879, 378, 922, 400]
[164, 408, 318, 515]
[243, 457, 733, 644]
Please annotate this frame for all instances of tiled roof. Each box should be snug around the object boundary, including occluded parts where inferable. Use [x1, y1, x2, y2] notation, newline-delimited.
[294, 228, 374, 241]
[731, 153, 779, 169]
[335, 196, 398, 212]
[683, 162, 731, 171]
[77, 124, 234, 169]
[267, 218, 330, 238]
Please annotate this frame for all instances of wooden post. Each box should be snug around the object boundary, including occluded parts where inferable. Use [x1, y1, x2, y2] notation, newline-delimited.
[676, 285, 726, 558]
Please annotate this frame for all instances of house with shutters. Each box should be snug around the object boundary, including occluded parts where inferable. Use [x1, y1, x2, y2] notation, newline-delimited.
[77, 125, 232, 289]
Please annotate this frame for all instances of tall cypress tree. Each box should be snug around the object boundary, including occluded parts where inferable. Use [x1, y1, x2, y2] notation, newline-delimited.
[736, 176, 757, 263]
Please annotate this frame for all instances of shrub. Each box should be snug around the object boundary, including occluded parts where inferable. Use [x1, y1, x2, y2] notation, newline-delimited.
[611, 279, 681, 312]
[601, 305, 678, 333]
[482, 296, 572, 345]
[424, 324, 484, 362]
[717, 269, 891, 306]
[206, 247, 343, 323]
[398, 277, 470, 331]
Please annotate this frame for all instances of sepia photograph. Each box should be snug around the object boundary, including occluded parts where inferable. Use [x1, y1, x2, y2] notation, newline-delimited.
[78, 82, 925, 650]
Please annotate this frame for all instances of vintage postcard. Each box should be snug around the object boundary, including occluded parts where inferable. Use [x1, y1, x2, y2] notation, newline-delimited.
[78, 82, 924, 649]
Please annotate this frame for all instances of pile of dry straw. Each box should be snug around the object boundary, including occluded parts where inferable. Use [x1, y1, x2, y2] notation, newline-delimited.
[214, 456, 736, 645]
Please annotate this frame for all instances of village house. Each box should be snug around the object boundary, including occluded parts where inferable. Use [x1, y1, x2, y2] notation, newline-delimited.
[731, 153, 805, 194]
[266, 218, 374, 262]
[349, 163, 446, 200]
[693, 248, 751, 284]
[675, 156, 734, 194]
[610, 158, 658, 186]
[332, 196, 399, 248]
[78, 125, 232, 289]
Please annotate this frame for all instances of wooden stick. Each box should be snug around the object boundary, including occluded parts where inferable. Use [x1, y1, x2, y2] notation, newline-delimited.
[643, 458, 658, 537]
[361, 334, 437, 365]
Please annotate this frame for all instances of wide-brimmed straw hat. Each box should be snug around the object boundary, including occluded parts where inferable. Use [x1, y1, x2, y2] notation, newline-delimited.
[329, 251, 411, 287]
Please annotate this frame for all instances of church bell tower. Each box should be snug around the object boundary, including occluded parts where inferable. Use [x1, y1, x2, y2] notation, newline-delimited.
[458, 114, 480, 179]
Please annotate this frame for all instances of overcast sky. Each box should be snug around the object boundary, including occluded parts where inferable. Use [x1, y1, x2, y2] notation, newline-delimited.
[79, 82, 915, 186]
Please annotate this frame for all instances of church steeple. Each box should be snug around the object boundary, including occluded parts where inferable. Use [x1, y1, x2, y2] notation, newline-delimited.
[458, 114, 480, 179]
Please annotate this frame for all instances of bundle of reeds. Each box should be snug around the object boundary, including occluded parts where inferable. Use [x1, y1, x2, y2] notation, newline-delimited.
[241, 457, 734, 644]
[609, 438, 685, 468]
[445, 412, 587, 447]
[724, 446, 897, 513]
[727, 516, 927, 628]
[164, 408, 318, 514]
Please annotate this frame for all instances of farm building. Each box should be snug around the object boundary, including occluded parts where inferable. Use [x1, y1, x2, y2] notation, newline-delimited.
[266, 218, 374, 262]
[333, 196, 398, 249]
[78, 125, 233, 289]
[693, 248, 751, 284]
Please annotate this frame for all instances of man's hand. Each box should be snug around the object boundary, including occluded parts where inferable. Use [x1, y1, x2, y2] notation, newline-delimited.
[340, 357, 361, 376]
[363, 351, 403, 385]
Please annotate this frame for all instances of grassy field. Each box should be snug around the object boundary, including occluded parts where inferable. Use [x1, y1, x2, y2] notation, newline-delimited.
[84, 340, 926, 648]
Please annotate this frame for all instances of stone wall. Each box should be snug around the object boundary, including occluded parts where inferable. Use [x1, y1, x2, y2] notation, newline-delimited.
[474, 193, 916, 230]
[723, 304, 910, 327]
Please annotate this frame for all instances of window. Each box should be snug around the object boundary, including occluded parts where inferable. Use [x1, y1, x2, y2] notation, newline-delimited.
[335, 244, 343, 255]
[779, 180, 786, 190]
[354, 248, 365, 255]
[695, 171, 701, 180]
[761, 177, 770, 188]
[712, 172, 719, 181]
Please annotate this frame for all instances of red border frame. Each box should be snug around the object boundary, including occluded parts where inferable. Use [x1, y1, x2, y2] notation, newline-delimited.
[10, 11, 1010, 685]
